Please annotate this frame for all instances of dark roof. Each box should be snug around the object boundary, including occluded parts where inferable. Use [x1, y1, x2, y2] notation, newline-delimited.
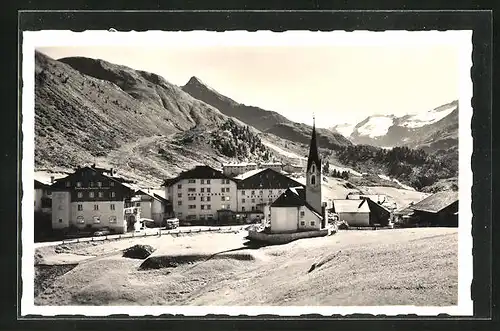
[34, 179, 50, 189]
[162, 165, 236, 187]
[271, 187, 322, 218]
[50, 166, 135, 193]
[306, 119, 321, 171]
[411, 191, 458, 213]
[237, 168, 304, 190]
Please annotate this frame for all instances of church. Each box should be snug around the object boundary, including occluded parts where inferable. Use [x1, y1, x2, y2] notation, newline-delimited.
[268, 117, 326, 233]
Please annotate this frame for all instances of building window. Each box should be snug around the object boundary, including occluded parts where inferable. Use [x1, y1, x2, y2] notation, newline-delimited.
[188, 188, 196, 192]
[207, 214, 213, 219]
[110, 181, 114, 187]
[201, 188, 205, 193]
[269, 198, 273, 202]
[97, 181, 102, 187]
[66, 181, 71, 187]
[207, 205, 211, 210]
[77, 216, 84, 224]
[201, 179, 205, 184]
[89, 192, 95, 198]
[201, 205, 205, 210]
[98, 192, 104, 198]
[110, 191, 116, 198]
[312, 165, 316, 173]
[109, 216, 117, 223]
[110, 204, 115, 210]
[311, 175, 316, 185]
[93, 216, 101, 224]
[177, 184, 182, 189]
[178, 193, 182, 198]
[135, 202, 141, 207]
[251, 206, 255, 211]
[242, 207, 246, 211]
[207, 180, 211, 184]
[310, 221, 315, 226]
[300, 221, 305, 226]
[259, 190, 263, 195]
[251, 190, 255, 195]
[201, 197, 205, 202]
[77, 204, 83, 211]
[221, 187, 225, 193]
[207, 188, 211, 193]
[89, 181, 94, 187]
[178, 201, 182, 206]
[188, 205, 196, 209]
[77, 192, 83, 198]
[207, 196, 211, 202]
[177, 212, 183, 217]
[242, 198, 246, 203]
[242, 191, 245, 195]
[251, 198, 255, 203]
[59, 219, 63, 223]
[188, 179, 196, 184]
[300, 211, 305, 217]
[94, 204, 99, 211]
[188, 197, 196, 201]
[76, 181, 82, 187]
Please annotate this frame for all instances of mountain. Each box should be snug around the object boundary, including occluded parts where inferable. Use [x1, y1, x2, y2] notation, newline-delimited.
[330, 100, 459, 153]
[182, 76, 353, 150]
[34, 52, 277, 185]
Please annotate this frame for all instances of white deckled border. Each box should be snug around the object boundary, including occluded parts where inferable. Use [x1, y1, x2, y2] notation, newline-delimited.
[21, 30, 473, 317]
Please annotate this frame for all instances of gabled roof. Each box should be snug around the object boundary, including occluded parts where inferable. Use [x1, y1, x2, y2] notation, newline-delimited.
[236, 168, 304, 190]
[271, 187, 322, 219]
[307, 119, 321, 171]
[136, 189, 169, 203]
[34, 179, 50, 190]
[411, 191, 458, 213]
[162, 165, 236, 187]
[332, 199, 370, 213]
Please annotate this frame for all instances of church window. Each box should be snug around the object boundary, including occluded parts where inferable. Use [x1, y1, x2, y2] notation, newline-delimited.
[312, 165, 315, 173]
[311, 175, 316, 185]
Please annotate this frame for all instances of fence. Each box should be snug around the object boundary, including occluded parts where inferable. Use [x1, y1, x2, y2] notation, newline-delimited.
[58, 226, 247, 246]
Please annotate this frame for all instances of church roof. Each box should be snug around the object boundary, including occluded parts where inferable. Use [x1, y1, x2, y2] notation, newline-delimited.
[307, 119, 321, 171]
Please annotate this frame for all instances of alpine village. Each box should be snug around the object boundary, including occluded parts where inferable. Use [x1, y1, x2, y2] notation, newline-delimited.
[33, 50, 460, 306]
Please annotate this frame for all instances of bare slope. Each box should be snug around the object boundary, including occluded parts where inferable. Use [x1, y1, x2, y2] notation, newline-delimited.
[35, 228, 458, 306]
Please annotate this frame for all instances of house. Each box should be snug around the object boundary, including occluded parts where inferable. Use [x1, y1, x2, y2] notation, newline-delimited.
[331, 199, 371, 226]
[134, 189, 173, 226]
[236, 168, 304, 214]
[50, 165, 138, 234]
[409, 191, 458, 227]
[267, 117, 326, 233]
[258, 162, 284, 173]
[163, 165, 238, 224]
[222, 162, 258, 177]
[364, 198, 392, 226]
[34, 179, 52, 214]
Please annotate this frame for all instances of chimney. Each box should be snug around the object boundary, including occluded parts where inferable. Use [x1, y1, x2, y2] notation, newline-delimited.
[110, 168, 114, 176]
[92, 163, 96, 168]
[50, 176, 55, 184]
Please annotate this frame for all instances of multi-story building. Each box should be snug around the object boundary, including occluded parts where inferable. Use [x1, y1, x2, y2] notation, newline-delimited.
[133, 189, 172, 226]
[163, 165, 238, 224]
[222, 162, 258, 177]
[50, 165, 139, 233]
[34, 179, 52, 214]
[236, 168, 304, 214]
[258, 162, 284, 173]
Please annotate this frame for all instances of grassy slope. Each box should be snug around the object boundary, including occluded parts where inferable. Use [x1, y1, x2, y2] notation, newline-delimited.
[35, 228, 457, 306]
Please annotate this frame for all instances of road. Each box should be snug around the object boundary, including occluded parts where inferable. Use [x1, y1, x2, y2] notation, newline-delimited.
[34, 225, 250, 248]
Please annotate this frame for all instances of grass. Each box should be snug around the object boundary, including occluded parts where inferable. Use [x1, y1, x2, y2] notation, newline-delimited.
[34, 228, 457, 306]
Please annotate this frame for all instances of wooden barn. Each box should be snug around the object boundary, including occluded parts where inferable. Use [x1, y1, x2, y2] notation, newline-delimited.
[331, 199, 370, 226]
[365, 198, 392, 226]
[410, 191, 458, 227]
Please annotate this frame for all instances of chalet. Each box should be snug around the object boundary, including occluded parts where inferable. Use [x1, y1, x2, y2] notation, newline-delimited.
[134, 189, 173, 226]
[50, 165, 138, 233]
[236, 168, 304, 215]
[410, 191, 458, 227]
[268, 117, 326, 233]
[331, 199, 371, 226]
[162, 165, 238, 225]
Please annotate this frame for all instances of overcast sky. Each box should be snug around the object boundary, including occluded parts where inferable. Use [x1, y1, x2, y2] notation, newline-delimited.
[38, 44, 459, 128]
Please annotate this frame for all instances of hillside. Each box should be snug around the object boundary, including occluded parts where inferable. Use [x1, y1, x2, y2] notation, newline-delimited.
[182, 76, 353, 150]
[35, 228, 458, 306]
[34, 52, 279, 185]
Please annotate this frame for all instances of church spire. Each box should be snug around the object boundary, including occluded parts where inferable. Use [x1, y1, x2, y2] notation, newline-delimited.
[307, 114, 321, 171]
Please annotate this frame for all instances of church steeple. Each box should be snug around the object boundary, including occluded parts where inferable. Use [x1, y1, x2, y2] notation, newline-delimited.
[307, 114, 321, 171]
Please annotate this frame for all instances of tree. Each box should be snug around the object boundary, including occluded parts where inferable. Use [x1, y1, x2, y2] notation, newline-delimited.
[323, 160, 330, 174]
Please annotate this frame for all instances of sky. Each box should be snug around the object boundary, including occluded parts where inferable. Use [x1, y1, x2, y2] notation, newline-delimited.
[38, 43, 460, 128]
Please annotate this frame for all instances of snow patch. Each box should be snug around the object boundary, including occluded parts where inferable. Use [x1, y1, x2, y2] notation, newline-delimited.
[356, 116, 395, 138]
[332, 123, 356, 137]
[261, 141, 306, 161]
[401, 104, 456, 128]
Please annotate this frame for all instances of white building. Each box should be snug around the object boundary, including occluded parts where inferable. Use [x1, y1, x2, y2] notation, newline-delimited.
[163, 165, 238, 224]
[134, 189, 172, 226]
[50, 165, 139, 234]
[268, 118, 326, 233]
[34, 179, 52, 214]
[222, 162, 258, 177]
